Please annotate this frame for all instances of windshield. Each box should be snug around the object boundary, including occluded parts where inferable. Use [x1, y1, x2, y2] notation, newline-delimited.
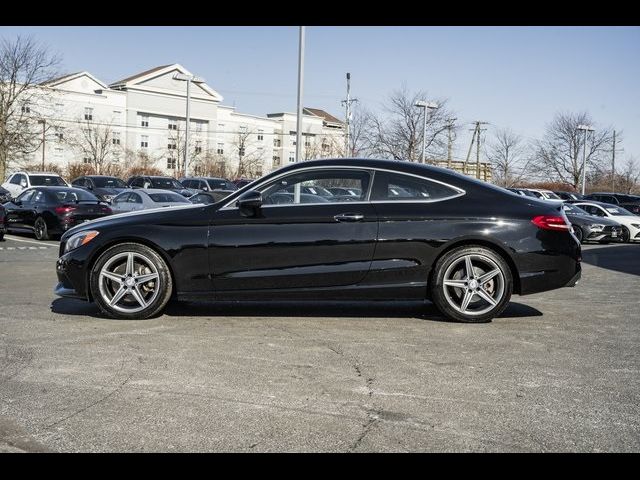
[93, 177, 127, 188]
[29, 175, 66, 186]
[542, 191, 561, 199]
[563, 204, 588, 215]
[605, 206, 634, 216]
[148, 192, 190, 203]
[54, 189, 99, 203]
[151, 178, 184, 189]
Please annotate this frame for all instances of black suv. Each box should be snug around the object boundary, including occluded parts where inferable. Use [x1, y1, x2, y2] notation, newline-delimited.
[583, 192, 640, 215]
[71, 175, 130, 203]
[126, 175, 196, 198]
[180, 177, 238, 193]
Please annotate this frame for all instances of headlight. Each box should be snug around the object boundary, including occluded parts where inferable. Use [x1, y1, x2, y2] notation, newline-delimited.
[590, 224, 604, 232]
[64, 230, 99, 253]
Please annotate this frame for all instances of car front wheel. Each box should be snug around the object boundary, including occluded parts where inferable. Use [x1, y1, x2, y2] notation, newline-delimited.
[430, 246, 513, 323]
[90, 243, 173, 319]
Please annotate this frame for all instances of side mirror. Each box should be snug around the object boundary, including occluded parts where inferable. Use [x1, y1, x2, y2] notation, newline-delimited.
[236, 190, 262, 217]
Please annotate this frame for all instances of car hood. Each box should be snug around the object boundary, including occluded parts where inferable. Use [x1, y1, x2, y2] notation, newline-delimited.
[61, 203, 205, 241]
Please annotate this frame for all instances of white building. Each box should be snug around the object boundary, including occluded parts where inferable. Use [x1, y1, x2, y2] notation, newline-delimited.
[17, 64, 345, 179]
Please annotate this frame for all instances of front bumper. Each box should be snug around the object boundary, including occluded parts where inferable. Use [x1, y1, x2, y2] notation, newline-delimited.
[54, 281, 85, 299]
[55, 251, 91, 301]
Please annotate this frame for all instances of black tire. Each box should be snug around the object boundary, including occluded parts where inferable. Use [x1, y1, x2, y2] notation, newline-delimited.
[620, 226, 631, 243]
[90, 242, 173, 320]
[572, 225, 584, 243]
[0, 232, 4, 241]
[430, 245, 513, 323]
[34, 216, 49, 241]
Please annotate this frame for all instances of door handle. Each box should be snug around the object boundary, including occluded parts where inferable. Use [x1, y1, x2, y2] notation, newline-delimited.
[334, 213, 364, 222]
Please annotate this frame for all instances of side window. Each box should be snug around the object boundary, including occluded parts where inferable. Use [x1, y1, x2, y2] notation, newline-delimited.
[113, 193, 127, 204]
[182, 179, 192, 188]
[370, 171, 461, 202]
[131, 193, 143, 204]
[9, 174, 21, 185]
[17, 189, 35, 203]
[130, 177, 142, 187]
[259, 169, 371, 205]
[71, 177, 84, 186]
[33, 190, 48, 203]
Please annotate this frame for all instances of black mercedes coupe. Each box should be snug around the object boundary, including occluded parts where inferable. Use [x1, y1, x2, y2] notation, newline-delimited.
[54, 159, 581, 323]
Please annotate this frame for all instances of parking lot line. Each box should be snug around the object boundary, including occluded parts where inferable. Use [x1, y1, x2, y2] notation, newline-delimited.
[3, 235, 58, 247]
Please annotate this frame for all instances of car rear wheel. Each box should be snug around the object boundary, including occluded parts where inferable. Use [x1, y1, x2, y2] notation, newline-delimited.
[90, 243, 173, 320]
[34, 217, 49, 241]
[430, 246, 513, 323]
[572, 225, 583, 243]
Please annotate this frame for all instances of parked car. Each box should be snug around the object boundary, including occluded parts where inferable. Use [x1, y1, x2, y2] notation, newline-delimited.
[180, 177, 238, 193]
[553, 191, 583, 201]
[326, 187, 362, 197]
[3, 187, 112, 240]
[507, 188, 538, 198]
[582, 192, 640, 215]
[569, 200, 640, 243]
[54, 158, 581, 323]
[110, 189, 192, 213]
[233, 178, 254, 189]
[0, 204, 6, 241]
[0, 186, 12, 204]
[521, 188, 564, 202]
[188, 191, 235, 205]
[2, 171, 69, 199]
[126, 175, 196, 198]
[562, 203, 623, 244]
[71, 175, 130, 203]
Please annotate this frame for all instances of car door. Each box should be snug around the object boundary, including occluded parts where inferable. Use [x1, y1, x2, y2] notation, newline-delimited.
[209, 167, 377, 291]
[6, 189, 36, 229]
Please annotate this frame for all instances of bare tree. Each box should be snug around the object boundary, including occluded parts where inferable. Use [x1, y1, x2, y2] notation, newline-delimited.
[192, 149, 229, 177]
[349, 105, 374, 157]
[0, 35, 61, 179]
[486, 128, 532, 187]
[65, 118, 123, 174]
[167, 122, 204, 177]
[367, 84, 454, 162]
[619, 156, 640, 194]
[533, 111, 614, 189]
[232, 127, 265, 178]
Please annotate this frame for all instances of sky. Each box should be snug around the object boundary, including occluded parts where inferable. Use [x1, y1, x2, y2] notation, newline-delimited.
[2, 25, 639, 163]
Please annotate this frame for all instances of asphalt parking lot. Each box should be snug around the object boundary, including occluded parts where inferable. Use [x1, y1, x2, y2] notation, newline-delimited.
[0, 233, 639, 452]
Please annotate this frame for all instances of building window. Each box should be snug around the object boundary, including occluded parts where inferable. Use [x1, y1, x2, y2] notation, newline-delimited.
[54, 128, 64, 141]
[273, 138, 281, 147]
[113, 110, 122, 115]
[167, 157, 176, 170]
[168, 139, 177, 150]
[289, 152, 295, 163]
[239, 147, 245, 157]
[239, 125, 248, 133]
[195, 141, 202, 154]
[257, 129, 264, 141]
[322, 141, 330, 151]
[83, 157, 92, 164]
[141, 115, 149, 128]
[218, 123, 225, 133]
[304, 138, 311, 148]
[272, 155, 280, 166]
[54, 148, 63, 157]
[112, 131, 121, 145]
[21, 105, 31, 114]
[217, 143, 224, 155]
[168, 118, 178, 131]
[140, 135, 149, 148]
[290, 132, 296, 146]
[84, 107, 93, 121]
[195, 122, 203, 133]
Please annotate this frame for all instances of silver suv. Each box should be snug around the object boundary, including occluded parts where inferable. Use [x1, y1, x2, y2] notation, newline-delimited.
[1, 171, 69, 198]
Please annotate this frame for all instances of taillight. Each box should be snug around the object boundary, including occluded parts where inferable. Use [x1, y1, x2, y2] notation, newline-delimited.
[531, 215, 571, 231]
[101, 206, 112, 214]
[55, 205, 77, 215]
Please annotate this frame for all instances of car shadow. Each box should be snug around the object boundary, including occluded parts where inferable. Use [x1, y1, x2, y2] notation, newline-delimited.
[50, 298, 542, 322]
[581, 244, 640, 277]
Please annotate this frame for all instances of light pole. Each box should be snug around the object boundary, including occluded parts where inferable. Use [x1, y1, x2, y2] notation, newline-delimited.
[295, 26, 305, 164]
[37, 119, 46, 171]
[577, 124, 595, 195]
[414, 101, 438, 163]
[174, 73, 205, 177]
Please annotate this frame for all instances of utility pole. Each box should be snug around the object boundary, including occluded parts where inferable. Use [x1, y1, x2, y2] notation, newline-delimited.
[341, 73, 358, 157]
[476, 125, 487, 179]
[295, 26, 305, 164]
[465, 121, 488, 176]
[174, 72, 205, 178]
[446, 118, 456, 169]
[37, 119, 46, 171]
[465, 124, 478, 175]
[414, 101, 438, 163]
[577, 124, 595, 195]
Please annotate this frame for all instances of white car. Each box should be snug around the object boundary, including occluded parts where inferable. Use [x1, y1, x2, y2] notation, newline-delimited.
[1, 171, 69, 199]
[522, 188, 564, 202]
[573, 201, 640, 243]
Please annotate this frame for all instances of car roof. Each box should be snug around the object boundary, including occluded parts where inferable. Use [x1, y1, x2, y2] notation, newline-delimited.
[573, 200, 619, 209]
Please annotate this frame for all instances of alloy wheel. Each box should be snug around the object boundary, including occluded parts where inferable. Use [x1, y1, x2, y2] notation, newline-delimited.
[98, 251, 161, 314]
[442, 254, 506, 316]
